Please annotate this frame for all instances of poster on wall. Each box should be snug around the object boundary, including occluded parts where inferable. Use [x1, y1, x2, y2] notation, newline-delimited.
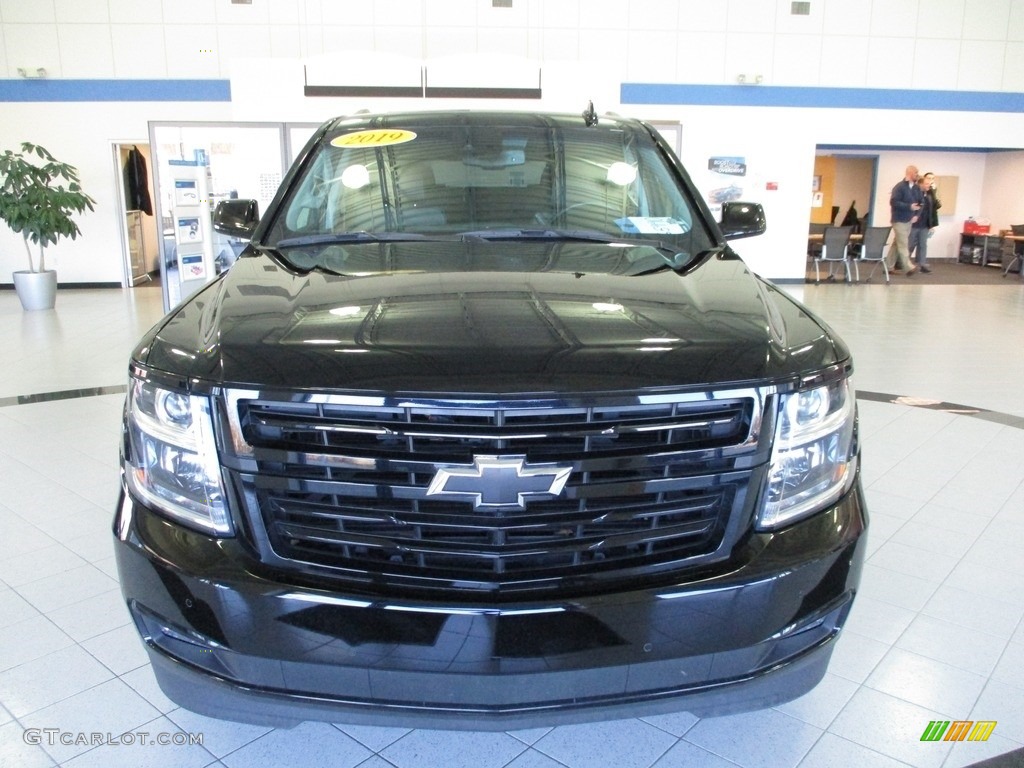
[176, 216, 202, 244]
[179, 253, 207, 281]
[700, 156, 748, 217]
[174, 179, 199, 207]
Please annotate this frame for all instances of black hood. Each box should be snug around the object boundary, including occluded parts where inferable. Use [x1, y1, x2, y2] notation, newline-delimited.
[140, 242, 845, 395]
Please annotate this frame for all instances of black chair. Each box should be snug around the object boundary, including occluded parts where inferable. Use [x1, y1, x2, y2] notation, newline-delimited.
[854, 225, 892, 284]
[1002, 224, 1024, 277]
[813, 225, 855, 283]
[807, 222, 828, 261]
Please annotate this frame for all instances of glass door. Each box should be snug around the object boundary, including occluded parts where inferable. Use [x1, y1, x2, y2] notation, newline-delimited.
[148, 122, 288, 311]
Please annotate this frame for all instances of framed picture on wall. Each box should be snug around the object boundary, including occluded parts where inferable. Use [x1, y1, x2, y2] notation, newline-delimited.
[932, 175, 958, 216]
[812, 175, 821, 192]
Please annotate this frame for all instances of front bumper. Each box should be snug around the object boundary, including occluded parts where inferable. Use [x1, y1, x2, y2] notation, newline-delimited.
[113, 480, 867, 730]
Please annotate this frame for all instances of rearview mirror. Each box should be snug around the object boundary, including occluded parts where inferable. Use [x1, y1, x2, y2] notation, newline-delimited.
[213, 199, 260, 239]
[719, 201, 766, 240]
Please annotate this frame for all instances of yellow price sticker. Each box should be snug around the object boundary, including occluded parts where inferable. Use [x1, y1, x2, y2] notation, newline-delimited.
[331, 129, 417, 148]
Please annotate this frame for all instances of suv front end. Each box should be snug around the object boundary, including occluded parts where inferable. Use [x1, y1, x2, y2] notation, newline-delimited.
[114, 109, 866, 729]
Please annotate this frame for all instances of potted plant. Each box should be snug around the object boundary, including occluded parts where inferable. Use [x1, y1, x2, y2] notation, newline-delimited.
[0, 142, 96, 310]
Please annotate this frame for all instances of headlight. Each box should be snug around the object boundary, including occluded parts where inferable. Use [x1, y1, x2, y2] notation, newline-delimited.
[123, 376, 231, 535]
[759, 378, 857, 530]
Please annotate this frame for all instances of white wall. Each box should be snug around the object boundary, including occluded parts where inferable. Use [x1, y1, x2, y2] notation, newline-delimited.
[3, 0, 1024, 91]
[4, 93, 1024, 286]
[2, 0, 1024, 285]
[840, 149, 989, 263]
[979, 150, 1024, 229]
[0, 102, 232, 284]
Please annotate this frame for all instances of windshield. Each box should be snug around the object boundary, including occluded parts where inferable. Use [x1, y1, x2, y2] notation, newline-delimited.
[263, 114, 716, 269]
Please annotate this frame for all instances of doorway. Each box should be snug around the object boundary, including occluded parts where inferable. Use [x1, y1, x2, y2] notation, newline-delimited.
[812, 154, 878, 229]
[113, 142, 160, 289]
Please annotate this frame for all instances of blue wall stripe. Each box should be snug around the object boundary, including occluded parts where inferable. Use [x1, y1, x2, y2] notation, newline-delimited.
[0, 79, 231, 102]
[2, 78, 1019, 112]
[621, 83, 1024, 113]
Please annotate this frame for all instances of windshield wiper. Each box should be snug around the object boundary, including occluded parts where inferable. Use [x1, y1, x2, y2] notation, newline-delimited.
[458, 227, 684, 250]
[628, 247, 723, 276]
[275, 232, 434, 249]
[459, 228, 693, 264]
[458, 228, 621, 245]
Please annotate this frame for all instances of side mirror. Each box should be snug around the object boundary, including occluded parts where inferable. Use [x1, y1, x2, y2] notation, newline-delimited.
[213, 199, 260, 239]
[719, 201, 766, 240]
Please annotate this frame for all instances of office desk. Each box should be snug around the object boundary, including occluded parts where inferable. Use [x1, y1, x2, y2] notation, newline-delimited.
[807, 233, 863, 243]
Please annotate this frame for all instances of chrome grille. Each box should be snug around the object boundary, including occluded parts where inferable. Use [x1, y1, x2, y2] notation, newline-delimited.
[224, 389, 768, 593]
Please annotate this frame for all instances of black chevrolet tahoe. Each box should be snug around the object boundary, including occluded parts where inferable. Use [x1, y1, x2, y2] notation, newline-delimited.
[114, 108, 866, 730]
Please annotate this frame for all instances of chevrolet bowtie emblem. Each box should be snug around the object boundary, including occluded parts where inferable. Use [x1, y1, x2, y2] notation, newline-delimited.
[426, 455, 572, 510]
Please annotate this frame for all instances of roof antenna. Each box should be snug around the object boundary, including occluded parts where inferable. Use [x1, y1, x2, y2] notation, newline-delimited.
[582, 100, 599, 127]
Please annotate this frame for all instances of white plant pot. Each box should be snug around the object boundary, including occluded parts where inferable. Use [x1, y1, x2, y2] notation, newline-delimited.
[13, 269, 58, 311]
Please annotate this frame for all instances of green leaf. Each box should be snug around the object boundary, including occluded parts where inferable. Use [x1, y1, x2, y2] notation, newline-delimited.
[0, 142, 95, 255]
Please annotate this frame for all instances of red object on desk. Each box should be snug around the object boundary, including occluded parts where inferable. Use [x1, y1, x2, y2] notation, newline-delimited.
[963, 220, 990, 234]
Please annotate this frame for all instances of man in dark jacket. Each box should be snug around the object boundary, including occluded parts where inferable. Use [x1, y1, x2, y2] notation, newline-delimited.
[909, 176, 936, 273]
[887, 165, 923, 275]
[922, 171, 942, 228]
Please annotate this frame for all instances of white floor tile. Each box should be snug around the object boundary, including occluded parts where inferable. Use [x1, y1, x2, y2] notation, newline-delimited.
[841, 596, 916, 646]
[942, 736, 1024, 768]
[0, 614, 76, 672]
[164, 708, 273, 760]
[381, 729, 531, 768]
[860, 487, 924, 521]
[827, 687, 951, 768]
[990, 640, 1024, 690]
[0, 644, 114, 718]
[888, 519, 979, 560]
[773, 672, 860, 730]
[0, 519, 59, 562]
[334, 723, 413, 753]
[921, 585, 1024, 639]
[682, 709, 820, 768]
[827, 630, 890, 684]
[866, 540, 959, 583]
[970, 680, 1024, 746]
[79, 623, 151, 676]
[353, 757, 412, 768]
[859, 563, 938, 612]
[797, 733, 913, 768]
[505, 725, 555, 746]
[944, 561, 1024, 609]
[638, 710, 700, 738]
[220, 722, 372, 768]
[19, 678, 162, 763]
[0, 283, 1021, 768]
[55, 715, 216, 768]
[533, 719, 676, 768]
[120, 664, 180, 715]
[14, 563, 119, 614]
[908, 503, 992, 536]
[865, 648, 987, 717]
[0, 721, 58, 768]
[895, 615, 1008, 677]
[649, 739, 744, 767]
[0, 586, 41, 628]
[0, 544, 89, 589]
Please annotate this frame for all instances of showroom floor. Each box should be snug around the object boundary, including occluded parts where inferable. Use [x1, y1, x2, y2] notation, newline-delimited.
[0, 276, 1022, 768]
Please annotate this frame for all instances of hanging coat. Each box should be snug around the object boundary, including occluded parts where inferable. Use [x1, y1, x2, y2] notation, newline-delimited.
[124, 146, 154, 215]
